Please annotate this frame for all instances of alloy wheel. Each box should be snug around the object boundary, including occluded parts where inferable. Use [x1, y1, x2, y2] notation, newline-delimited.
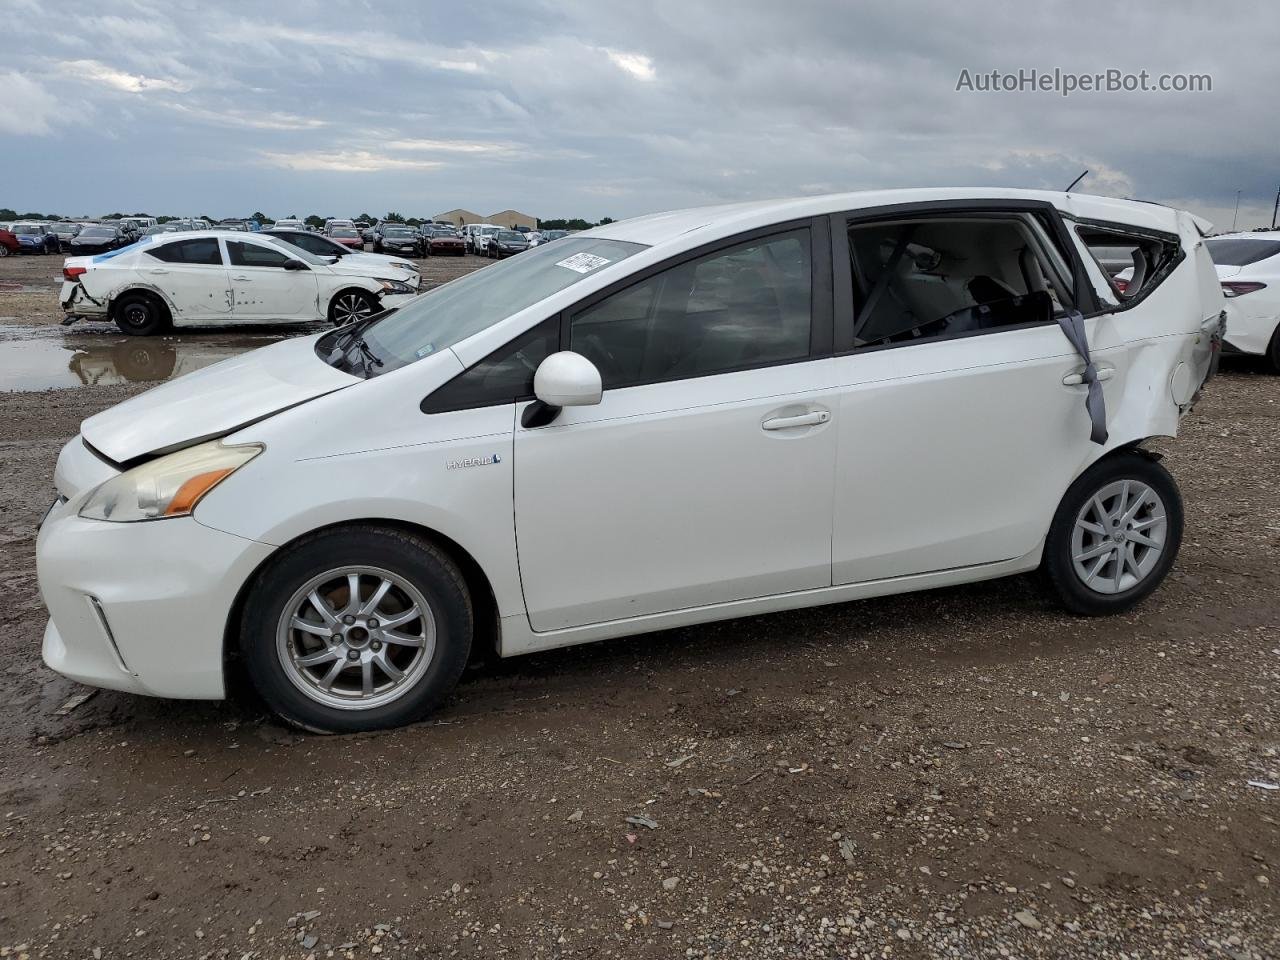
[1070, 479, 1168, 595]
[332, 293, 375, 325]
[276, 566, 437, 710]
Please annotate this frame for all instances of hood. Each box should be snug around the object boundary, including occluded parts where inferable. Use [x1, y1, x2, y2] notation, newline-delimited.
[81, 333, 358, 463]
[337, 251, 418, 273]
[326, 258, 415, 281]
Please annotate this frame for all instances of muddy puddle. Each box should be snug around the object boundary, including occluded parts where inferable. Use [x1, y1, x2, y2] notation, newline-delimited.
[0, 325, 299, 391]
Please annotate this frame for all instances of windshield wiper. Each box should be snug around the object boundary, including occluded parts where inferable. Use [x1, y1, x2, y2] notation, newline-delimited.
[350, 337, 383, 370]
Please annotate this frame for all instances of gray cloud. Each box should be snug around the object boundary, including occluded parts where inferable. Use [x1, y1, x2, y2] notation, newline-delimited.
[2, 0, 1277, 229]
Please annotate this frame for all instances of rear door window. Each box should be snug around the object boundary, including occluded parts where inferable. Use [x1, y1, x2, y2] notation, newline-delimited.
[847, 216, 1068, 348]
[146, 238, 223, 265]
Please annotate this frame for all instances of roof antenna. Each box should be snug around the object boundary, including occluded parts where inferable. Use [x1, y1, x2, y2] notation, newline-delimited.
[1064, 169, 1089, 193]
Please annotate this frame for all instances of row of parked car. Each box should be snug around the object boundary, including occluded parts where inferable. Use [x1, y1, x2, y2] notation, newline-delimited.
[0, 213, 579, 261]
[0, 216, 224, 256]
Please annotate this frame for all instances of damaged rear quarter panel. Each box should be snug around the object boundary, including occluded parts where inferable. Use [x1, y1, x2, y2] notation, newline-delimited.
[1098, 232, 1225, 448]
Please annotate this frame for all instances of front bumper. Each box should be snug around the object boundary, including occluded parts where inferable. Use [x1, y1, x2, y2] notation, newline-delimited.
[37, 500, 275, 700]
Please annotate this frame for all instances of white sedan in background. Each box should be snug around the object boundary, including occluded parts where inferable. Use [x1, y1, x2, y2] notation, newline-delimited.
[1202, 232, 1280, 371]
[39, 188, 1223, 733]
[60, 232, 420, 335]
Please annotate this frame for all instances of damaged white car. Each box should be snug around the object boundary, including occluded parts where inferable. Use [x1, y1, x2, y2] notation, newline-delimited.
[38, 189, 1225, 732]
[60, 231, 421, 335]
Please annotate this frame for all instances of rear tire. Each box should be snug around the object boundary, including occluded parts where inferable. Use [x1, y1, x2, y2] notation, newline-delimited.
[1041, 452, 1183, 616]
[112, 291, 171, 336]
[1266, 324, 1280, 374]
[240, 526, 473, 733]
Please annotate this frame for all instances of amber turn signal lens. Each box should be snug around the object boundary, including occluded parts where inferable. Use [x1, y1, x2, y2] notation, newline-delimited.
[163, 468, 235, 516]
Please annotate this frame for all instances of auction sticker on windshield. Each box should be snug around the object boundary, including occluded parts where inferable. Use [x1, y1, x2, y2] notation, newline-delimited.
[555, 252, 611, 274]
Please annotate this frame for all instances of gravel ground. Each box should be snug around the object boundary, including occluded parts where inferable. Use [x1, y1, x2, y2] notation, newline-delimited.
[0, 252, 1278, 959]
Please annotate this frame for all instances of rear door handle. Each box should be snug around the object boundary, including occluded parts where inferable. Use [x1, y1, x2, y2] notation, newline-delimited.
[232, 276, 251, 281]
[1063, 366, 1114, 386]
[148, 268, 169, 275]
[762, 410, 830, 431]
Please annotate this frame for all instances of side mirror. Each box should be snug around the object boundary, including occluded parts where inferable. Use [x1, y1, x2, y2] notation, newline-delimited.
[523, 351, 602, 427]
[534, 351, 602, 407]
[283, 258, 307, 271]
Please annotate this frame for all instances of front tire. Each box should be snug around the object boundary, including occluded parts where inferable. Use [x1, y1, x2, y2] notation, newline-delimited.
[240, 526, 473, 733]
[329, 289, 378, 326]
[112, 291, 171, 336]
[1041, 452, 1183, 616]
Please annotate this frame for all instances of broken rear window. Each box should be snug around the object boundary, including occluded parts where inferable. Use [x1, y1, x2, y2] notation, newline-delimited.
[1074, 225, 1180, 302]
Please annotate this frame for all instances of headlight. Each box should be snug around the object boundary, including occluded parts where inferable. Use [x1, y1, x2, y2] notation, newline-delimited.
[377, 279, 416, 294]
[79, 441, 262, 522]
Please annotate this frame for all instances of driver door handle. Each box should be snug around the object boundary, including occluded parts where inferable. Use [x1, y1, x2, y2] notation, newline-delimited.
[762, 410, 830, 431]
[148, 268, 169, 275]
[232, 276, 251, 281]
[1063, 366, 1114, 386]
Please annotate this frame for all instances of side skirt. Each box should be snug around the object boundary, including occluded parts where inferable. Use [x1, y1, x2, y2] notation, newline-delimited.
[498, 549, 1044, 658]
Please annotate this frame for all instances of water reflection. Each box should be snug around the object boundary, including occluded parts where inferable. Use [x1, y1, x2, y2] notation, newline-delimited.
[0, 330, 282, 391]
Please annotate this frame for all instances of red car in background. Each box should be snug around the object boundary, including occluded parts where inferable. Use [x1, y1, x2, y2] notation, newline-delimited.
[325, 227, 364, 248]
[0, 228, 19, 257]
[425, 225, 465, 256]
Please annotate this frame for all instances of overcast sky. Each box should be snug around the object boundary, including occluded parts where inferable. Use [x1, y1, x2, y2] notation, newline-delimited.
[3, 0, 1278, 230]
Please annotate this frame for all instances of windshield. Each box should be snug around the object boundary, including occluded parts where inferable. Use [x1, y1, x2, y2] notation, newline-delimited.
[80, 227, 115, 237]
[1205, 238, 1280, 267]
[496, 231, 524, 242]
[335, 237, 645, 376]
[384, 228, 415, 238]
[13, 225, 41, 235]
[330, 228, 359, 238]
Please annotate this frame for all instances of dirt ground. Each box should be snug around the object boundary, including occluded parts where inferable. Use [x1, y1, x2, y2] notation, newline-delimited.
[0, 250, 1278, 959]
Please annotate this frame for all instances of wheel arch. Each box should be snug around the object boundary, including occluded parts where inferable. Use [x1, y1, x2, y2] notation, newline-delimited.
[222, 517, 501, 689]
[108, 284, 176, 322]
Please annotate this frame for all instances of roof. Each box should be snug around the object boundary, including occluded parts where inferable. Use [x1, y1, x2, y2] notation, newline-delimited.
[588, 188, 1199, 250]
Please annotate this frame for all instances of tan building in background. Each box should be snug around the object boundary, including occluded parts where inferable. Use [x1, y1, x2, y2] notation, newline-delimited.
[433, 208, 538, 229]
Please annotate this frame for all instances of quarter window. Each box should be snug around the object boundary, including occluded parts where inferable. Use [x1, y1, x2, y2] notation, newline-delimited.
[1073, 224, 1179, 303]
[570, 229, 813, 389]
[848, 217, 1066, 348]
[146, 238, 223, 265]
[228, 240, 293, 269]
[421, 319, 558, 413]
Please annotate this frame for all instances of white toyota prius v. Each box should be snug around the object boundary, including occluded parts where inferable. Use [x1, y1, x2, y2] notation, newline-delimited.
[37, 189, 1226, 732]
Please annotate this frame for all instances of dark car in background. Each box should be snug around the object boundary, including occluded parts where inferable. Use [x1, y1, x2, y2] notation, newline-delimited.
[67, 224, 129, 255]
[488, 229, 530, 259]
[10, 223, 61, 255]
[424, 225, 465, 256]
[52, 222, 84, 251]
[0, 227, 18, 257]
[375, 225, 422, 256]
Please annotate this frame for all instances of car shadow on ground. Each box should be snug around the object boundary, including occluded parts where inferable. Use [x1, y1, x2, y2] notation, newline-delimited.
[42, 571, 1068, 745]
